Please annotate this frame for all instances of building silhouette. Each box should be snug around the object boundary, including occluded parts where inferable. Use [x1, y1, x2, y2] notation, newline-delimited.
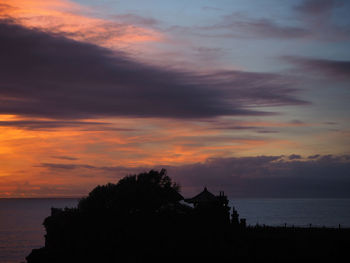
[185, 187, 231, 225]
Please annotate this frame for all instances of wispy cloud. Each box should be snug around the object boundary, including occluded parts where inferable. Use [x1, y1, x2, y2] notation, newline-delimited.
[284, 56, 350, 80]
[169, 15, 310, 40]
[39, 163, 96, 170]
[51, 155, 79, 161]
[176, 2, 350, 42]
[205, 15, 310, 39]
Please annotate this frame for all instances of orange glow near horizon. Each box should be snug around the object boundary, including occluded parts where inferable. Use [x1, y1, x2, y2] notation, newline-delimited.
[0, 112, 344, 197]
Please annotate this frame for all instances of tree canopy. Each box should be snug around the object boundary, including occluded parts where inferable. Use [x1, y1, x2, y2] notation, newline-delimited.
[78, 169, 183, 214]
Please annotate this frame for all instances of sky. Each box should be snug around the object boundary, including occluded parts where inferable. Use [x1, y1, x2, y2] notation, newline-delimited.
[0, 0, 349, 198]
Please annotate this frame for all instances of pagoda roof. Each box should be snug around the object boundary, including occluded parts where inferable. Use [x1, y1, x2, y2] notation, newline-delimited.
[185, 187, 217, 204]
[168, 187, 185, 202]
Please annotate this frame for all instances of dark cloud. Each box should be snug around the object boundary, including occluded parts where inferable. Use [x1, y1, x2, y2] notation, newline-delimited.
[0, 20, 306, 121]
[167, 155, 350, 198]
[289, 154, 302, 160]
[0, 119, 137, 131]
[308, 154, 320, 159]
[295, 0, 345, 15]
[0, 120, 109, 129]
[256, 130, 279, 134]
[284, 56, 350, 80]
[38, 163, 141, 176]
[39, 163, 96, 170]
[51, 156, 79, 161]
[209, 125, 258, 130]
[206, 122, 279, 134]
[207, 124, 279, 134]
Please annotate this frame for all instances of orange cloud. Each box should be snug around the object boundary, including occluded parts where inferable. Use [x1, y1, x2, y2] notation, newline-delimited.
[0, 114, 346, 197]
[0, 0, 163, 50]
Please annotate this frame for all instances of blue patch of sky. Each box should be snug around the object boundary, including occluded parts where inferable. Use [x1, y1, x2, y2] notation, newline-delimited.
[72, 0, 350, 71]
[331, 2, 350, 27]
[73, 0, 295, 26]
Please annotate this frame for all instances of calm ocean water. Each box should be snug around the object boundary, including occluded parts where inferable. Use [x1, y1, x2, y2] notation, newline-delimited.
[0, 198, 78, 263]
[1, 198, 350, 263]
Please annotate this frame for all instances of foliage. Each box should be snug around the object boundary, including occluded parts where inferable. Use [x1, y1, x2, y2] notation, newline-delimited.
[77, 169, 182, 214]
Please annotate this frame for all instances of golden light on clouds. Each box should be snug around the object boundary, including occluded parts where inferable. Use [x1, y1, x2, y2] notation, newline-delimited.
[0, 114, 347, 197]
[0, 0, 163, 50]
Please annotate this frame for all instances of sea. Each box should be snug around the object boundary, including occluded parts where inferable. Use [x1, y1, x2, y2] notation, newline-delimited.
[1, 198, 350, 263]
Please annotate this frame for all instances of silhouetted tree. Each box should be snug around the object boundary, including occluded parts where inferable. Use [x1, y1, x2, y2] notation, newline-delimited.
[78, 169, 183, 214]
[28, 169, 190, 263]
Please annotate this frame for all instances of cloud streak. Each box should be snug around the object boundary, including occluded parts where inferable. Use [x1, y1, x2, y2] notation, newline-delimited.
[212, 16, 310, 39]
[188, 2, 349, 42]
[51, 155, 79, 161]
[172, 15, 311, 40]
[284, 56, 350, 80]
[0, 120, 109, 129]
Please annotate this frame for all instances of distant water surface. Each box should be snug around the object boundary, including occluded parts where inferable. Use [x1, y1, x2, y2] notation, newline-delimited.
[231, 198, 350, 227]
[0, 198, 78, 263]
[1, 198, 350, 263]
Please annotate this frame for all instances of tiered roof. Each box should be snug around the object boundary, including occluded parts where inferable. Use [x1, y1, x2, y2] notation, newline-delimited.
[185, 187, 217, 204]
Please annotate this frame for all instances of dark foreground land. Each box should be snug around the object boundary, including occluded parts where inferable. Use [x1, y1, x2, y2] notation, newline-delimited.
[26, 170, 350, 263]
[27, 224, 350, 263]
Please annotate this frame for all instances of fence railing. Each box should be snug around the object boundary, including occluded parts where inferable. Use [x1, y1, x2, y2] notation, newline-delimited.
[246, 222, 348, 229]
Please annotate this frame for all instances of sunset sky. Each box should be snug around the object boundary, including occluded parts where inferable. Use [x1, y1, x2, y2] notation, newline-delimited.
[0, 0, 349, 198]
